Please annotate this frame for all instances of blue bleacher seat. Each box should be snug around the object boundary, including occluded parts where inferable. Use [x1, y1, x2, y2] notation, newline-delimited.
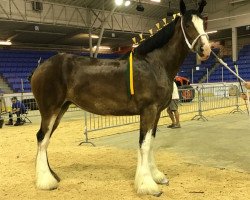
[0, 49, 128, 92]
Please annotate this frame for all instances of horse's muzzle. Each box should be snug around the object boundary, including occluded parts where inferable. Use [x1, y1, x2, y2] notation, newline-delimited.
[197, 44, 211, 61]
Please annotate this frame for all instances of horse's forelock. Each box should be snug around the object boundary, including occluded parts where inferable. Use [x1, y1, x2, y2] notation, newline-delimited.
[183, 10, 203, 23]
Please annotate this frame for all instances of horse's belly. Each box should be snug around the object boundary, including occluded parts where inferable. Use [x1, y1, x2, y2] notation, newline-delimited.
[71, 96, 139, 116]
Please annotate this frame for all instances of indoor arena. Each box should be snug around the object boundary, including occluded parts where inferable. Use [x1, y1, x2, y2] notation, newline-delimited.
[0, 0, 250, 200]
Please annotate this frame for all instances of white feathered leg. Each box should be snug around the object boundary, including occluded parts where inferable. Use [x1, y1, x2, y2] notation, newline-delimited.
[36, 116, 59, 190]
[149, 137, 169, 185]
[135, 130, 161, 196]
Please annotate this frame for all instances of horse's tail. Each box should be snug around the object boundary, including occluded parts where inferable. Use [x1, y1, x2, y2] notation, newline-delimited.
[28, 57, 42, 83]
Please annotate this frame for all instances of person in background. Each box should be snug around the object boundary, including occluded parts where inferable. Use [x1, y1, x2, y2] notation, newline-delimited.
[167, 82, 181, 129]
[5, 96, 26, 126]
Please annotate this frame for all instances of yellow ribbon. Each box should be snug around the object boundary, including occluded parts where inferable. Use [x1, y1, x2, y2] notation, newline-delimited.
[129, 52, 134, 95]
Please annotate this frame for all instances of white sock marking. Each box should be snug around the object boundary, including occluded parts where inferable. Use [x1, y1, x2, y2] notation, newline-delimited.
[149, 137, 168, 184]
[36, 116, 58, 190]
[135, 130, 159, 195]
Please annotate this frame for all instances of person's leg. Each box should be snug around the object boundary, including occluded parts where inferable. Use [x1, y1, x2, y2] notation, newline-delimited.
[5, 112, 13, 125]
[14, 111, 22, 126]
[167, 107, 175, 127]
[173, 110, 180, 127]
[171, 100, 181, 128]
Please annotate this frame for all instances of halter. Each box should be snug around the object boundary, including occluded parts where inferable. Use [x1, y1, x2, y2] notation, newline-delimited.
[180, 17, 209, 52]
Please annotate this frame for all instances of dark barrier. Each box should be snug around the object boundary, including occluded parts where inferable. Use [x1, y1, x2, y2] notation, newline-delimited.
[21, 98, 39, 110]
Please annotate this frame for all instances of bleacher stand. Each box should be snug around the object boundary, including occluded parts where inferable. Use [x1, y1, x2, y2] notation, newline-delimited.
[0, 49, 122, 93]
[178, 46, 250, 83]
[0, 50, 56, 93]
[0, 47, 249, 92]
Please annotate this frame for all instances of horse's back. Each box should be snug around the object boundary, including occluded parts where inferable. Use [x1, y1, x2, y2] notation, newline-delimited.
[30, 53, 129, 114]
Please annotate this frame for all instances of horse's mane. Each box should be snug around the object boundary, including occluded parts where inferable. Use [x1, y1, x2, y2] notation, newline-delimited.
[121, 17, 180, 59]
[134, 17, 179, 56]
[120, 17, 180, 60]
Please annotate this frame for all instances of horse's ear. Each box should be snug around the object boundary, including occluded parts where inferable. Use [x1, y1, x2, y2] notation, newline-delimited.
[198, 0, 207, 13]
[180, 0, 186, 15]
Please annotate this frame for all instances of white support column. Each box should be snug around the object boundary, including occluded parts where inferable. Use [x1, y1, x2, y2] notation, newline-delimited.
[206, 68, 209, 83]
[86, 9, 93, 58]
[196, 53, 201, 83]
[89, 29, 93, 58]
[94, 6, 116, 58]
[232, 27, 238, 63]
[191, 68, 194, 84]
[222, 67, 224, 82]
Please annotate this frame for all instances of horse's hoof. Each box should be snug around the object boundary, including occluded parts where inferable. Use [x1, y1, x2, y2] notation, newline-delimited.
[36, 173, 59, 190]
[160, 178, 169, 185]
[153, 191, 163, 197]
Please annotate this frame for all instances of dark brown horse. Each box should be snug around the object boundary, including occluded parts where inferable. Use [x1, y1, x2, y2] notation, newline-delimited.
[31, 0, 210, 196]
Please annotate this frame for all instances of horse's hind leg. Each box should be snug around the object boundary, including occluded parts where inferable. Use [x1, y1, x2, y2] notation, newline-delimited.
[36, 102, 70, 190]
[51, 102, 71, 136]
[36, 114, 58, 190]
[149, 113, 168, 185]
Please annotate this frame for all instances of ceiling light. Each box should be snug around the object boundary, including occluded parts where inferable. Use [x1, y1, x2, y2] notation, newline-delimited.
[124, 0, 131, 6]
[136, 1, 144, 12]
[78, 34, 99, 39]
[115, 0, 123, 6]
[206, 30, 217, 34]
[151, 0, 161, 2]
[229, 0, 246, 4]
[91, 35, 99, 39]
[0, 40, 12, 45]
[93, 46, 111, 50]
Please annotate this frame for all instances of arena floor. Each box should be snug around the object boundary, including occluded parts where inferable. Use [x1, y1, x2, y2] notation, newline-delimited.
[0, 112, 250, 200]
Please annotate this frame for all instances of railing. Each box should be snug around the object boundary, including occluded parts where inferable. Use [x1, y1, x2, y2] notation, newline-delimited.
[1, 84, 248, 144]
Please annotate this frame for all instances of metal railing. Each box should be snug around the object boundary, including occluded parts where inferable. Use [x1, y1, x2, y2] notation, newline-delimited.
[1, 84, 248, 144]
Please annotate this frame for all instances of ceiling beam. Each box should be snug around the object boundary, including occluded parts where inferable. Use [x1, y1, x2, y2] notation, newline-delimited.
[0, 0, 158, 34]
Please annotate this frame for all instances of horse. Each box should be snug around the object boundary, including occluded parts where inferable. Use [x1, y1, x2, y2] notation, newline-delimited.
[31, 0, 211, 196]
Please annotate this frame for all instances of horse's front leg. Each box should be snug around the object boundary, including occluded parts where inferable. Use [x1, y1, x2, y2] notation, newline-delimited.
[149, 113, 169, 185]
[135, 105, 162, 196]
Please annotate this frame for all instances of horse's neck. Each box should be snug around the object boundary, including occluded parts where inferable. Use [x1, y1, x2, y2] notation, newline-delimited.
[147, 21, 189, 79]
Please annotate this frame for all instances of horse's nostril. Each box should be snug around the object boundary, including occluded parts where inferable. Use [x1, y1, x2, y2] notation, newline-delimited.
[199, 46, 204, 52]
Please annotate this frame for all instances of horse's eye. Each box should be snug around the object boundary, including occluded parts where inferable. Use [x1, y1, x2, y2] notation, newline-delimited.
[186, 24, 190, 28]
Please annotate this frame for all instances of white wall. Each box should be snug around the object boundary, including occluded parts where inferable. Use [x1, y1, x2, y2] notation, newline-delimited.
[205, 0, 250, 31]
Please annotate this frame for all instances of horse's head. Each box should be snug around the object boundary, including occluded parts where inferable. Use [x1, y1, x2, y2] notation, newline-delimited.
[180, 0, 211, 61]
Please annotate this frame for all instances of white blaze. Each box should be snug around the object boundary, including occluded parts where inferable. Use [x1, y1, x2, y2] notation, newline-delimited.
[192, 15, 211, 57]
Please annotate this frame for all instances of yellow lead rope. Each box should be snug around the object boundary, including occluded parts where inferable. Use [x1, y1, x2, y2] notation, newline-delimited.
[129, 52, 134, 95]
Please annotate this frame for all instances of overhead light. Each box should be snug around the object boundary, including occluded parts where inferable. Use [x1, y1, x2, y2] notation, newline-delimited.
[206, 30, 218, 34]
[151, 0, 161, 2]
[90, 35, 99, 39]
[229, 0, 246, 4]
[93, 46, 111, 50]
[115, 0, 123, 6]
[124, 0, 131, 6]
[136, 1, 144, 12]
[0, 40, 12, 45]
[81, 34, 99, 39]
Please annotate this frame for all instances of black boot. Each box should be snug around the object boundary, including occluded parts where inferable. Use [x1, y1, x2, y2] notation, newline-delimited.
[5, 119, 13, 125]
[14, 118, 22, 126]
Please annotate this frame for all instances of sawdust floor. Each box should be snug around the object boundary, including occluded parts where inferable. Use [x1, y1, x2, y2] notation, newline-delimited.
[0, 118, 250, 200]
